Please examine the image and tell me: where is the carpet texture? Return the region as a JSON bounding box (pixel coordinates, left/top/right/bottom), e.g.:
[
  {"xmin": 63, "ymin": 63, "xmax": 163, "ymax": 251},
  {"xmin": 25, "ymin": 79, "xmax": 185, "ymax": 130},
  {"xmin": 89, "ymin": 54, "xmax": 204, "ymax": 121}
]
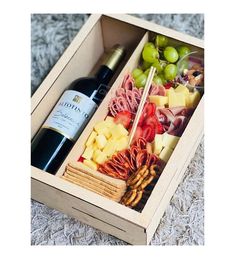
[{"xmin": 31, "ymin": 14, "xmax": 204, "ymax": 245}]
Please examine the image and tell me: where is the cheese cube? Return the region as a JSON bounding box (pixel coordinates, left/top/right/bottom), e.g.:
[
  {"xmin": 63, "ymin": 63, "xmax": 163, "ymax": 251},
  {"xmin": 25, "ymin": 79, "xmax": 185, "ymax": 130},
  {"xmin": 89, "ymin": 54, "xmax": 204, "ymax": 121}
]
[
  {"xmin": 93, "ymin": 150, "xmax": 107, "ymax": 164},
  {"xmin": 166, "ymin": 87, "xmax": 174, "ymax": 97},
  {"xmin": 149, "ymin": 95, "xmax": 168, "ymax": 107},
  {"xmin": 85, "ymin": 131, "xmax": 97, "ymax": 147},
  {"xmin": 92, "ymin": 142, "xmax": 99, "ymax": 151},
  {"xmin": 159, "ymin": 146, "xmax": 174, "ymax": 162},
  {"xmin": 110, "ymin": 124, "xmax": 128, "ymax": 139},
  {"xmin": 103, "ymin": 139, "xmax": 117, "ymax": 157},
  {"xmin": 116, "ymin": 136, "xmax": 129, "ymax": 151},
  {"xmin": 168, "ymin": 91, "xmax": 186, "ymax": 108},
  {"xmin": 186, "ymin": 90, "xmax": 201, "ymax": 108},
  {"xmin": 105, "ymin": 116, "xmax": 115, "ymax": 123},
  {"xmin": 95, "ymin": 134, "xmax": 107, "ymax": 149},
  {"xmin": 94, "ymin": 121, "xmax": 108, "ymax": 134},
  {"xmin": 162, "ymin": 133, "xmax": 180, "ymax": 149},
  {"xmin": 105, "ymin": 122, "xmax": 115, "ymax": 131},
  {"xmin": 100, "ymin": 127, "xmax": 112, "ymax": 139},
  {"xmin": 92, "ymin": 149, "xmax": 102, "ymax": 161},
  {"xmin": 94, "ymin": 121, "xmax": 106, "ymax": 133},
  {"xmin": 82, "ymin": 146, "xmax": 94, "ymax": 160},
  {"xmin": 175, "ymin": 84, "xmax": 190, "ymax": 97},
  {"xmin": 154, "ymin": 134, "xmax": 163, "ymax": 155},
  {"xmin": 83, "ymin": 159, "xmax": 98, "ymax": 170}
]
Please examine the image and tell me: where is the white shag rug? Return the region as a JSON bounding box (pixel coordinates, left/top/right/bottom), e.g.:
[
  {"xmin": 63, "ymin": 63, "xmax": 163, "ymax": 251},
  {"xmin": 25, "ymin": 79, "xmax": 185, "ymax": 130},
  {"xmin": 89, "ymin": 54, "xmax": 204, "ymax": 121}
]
[{"xmin": 31, "ymin": 14, "xmax": 204, "ymax": 245}]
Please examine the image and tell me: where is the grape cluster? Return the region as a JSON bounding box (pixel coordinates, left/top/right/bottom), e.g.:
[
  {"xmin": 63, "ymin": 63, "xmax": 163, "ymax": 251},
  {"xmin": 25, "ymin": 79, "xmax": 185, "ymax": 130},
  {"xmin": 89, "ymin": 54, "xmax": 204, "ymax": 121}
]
[{"xmin": 132, "ymin": 35, "xmax": 191, "ymax": 88}]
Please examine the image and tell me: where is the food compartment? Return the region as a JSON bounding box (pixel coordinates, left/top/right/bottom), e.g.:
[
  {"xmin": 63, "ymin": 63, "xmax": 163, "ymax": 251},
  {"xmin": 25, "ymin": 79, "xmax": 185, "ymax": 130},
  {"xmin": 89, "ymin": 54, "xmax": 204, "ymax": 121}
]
[{"xmin": 57, "ymin": 30, "xmax": 204, "ymax": 212}]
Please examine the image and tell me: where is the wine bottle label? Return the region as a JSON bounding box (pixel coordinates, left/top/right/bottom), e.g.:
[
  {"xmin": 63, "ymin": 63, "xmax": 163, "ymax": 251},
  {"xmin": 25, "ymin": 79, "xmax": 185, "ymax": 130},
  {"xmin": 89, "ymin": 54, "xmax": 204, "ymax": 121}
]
[{"xmin": 42, "ymin": 90, "xmax": 98, "ymax": 141}]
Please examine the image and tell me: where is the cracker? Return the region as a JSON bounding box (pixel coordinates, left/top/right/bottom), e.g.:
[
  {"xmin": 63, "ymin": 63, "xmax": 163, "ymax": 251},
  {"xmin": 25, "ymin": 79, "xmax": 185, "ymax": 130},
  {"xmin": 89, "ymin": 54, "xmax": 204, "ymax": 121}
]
[
  {"xmin": 65, "ymin": 170, "xmax": 126, "ymax": 197},
  {"xmin": 62, "ymin": 174, "xmax": 122, "ymax": 202},
  {"xmin": 66, "ymin": 165, "xmax": 126, "ymax": 193},
  {"xmin": 68, "ymin": 162, "xmax": 126, "ymax": 189}
]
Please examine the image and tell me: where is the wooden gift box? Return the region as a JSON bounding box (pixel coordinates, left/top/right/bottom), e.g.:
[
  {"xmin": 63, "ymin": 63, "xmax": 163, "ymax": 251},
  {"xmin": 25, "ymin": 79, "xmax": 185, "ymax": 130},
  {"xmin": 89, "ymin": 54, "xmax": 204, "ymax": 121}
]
[{"xmin": 31, "ymin": 14, "xmax": 204, "ymax": 245}]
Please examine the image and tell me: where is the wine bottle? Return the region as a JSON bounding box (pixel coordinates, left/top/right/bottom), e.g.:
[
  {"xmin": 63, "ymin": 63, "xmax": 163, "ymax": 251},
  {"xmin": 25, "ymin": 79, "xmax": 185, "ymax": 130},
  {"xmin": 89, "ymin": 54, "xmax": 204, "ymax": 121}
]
[{"xmin": 31, "ymin": 44, "xmax": 125, "ymax": 174}]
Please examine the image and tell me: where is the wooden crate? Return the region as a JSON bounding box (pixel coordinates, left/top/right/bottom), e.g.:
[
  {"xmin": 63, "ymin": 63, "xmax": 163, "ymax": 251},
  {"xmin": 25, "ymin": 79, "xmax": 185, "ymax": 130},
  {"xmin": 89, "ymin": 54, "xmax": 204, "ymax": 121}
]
[{"xmin": 31, "ymin": 14, "xmax": 204, "ymax": 245}]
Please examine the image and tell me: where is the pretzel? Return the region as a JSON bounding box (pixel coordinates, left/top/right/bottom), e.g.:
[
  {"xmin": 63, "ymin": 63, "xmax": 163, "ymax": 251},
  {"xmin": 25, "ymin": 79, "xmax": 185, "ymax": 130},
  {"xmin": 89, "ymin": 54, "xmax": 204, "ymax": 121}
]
[
  {"xmin": 139, "ymin": 174, "xmax": 155, "ymax": 190},
  {"xmin": 130, "ymin": 169, "xmax": 150, "ymax": 189},
  {"xmin": 121, "ymin": 163, "xmax": 163, "ymax": 209},
  {"xmin": 129, "ymin": 190, "xmax": 143, "ymax": 207},
  {"xmin": 127, "ymin": 165, "xmax": 147, "ymax": 186},
  {"xmin": 150, "ymin": 164, "xmax": 161, "ymax": 178},
  {"xmin": 121, "ymin": 189, "xmax": 137, "ymax": 206}
]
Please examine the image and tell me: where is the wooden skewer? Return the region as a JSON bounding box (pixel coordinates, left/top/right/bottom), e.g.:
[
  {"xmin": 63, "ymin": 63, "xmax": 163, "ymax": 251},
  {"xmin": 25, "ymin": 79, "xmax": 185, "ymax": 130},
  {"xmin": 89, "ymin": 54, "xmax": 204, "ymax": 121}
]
[{"xmin": 128, "ymin": 66, "xmax": 156, "ymax": 147}]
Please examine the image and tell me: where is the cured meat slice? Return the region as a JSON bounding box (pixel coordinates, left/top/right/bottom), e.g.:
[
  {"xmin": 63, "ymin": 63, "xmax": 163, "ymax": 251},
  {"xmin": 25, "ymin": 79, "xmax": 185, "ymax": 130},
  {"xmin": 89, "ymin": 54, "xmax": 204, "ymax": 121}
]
[
  {"xmin": 112, "ymin": 154, "xmax": 129, "ymax": 169},
  {"xmin": 168, "ymin": 116, "xmax": 189, "ymax": 137},
  {"xmin": 156, "ymin": 108, "xmax": 175, "ymax": 124},
  {"xmin": 125, "ymin": 90, "xmax": 140, "ymax": 113},
  {"xmin": 149, "ymin": 84, "xmax": 166, "ymax": 96},
  {"xmin": 109, "ymin": 74, "xmax": 147, "ymax": 117},
  {"xmin": 146, "ymin": 153, "xmax": 158, "ymax": 167},
  {"xmin": 156, "ymin": 107, "xmax": 194, "ymax": 137},
  {"xmin": 98, "ymin": 161, "xmax": 129, "ymax": 180},
  {"xmin": 122, "ymin": 73, "xmax": 135, "ymax": 90},
  {"xmin": 118, "ymin": 149, "xmax": 136, "ymax": 172},
  {"xmin": 135, "ymin": 137, "xmax": 147, "ymax": 150},
  {"xmin": 136, "ymin": 149, "xmax": 148, "ymax": 168}
]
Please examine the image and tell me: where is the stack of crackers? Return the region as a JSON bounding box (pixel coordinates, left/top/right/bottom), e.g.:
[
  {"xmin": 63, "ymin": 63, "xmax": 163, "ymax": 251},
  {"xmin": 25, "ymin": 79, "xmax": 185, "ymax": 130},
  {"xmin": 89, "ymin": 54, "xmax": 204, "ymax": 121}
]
[{"xmin": 61, "ymin": 162, "xmax": 127, "ymax": 202}]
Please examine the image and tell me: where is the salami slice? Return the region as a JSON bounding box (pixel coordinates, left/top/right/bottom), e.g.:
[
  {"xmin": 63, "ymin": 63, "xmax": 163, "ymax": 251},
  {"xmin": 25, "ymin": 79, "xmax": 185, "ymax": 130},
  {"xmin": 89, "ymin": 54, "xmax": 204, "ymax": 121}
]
[
  {"xmin": 136, "ymin": 138, "xmax": 147, "ymax": 150},
  {"xmin": 112, "ymin": 154, "xmax": 129, "ymax": 169},
  {"xmin": 146, "ymin": 153, "xmax": 158, "ymax": 167},
  {"xmin": 136, "ymin": 149, "xmax": 148, "ymax": 168},
  {"xmin": 123, "ymin": 149, "xmax": 136, "ymax": 172},
  {"xmin": 149, "ymin": 84, "xmax": 166, "ymax": 96}
]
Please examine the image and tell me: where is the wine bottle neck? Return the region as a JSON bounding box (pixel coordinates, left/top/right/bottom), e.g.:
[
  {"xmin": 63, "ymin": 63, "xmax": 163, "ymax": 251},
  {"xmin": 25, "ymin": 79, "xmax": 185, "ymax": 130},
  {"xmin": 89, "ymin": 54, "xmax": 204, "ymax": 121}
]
[
  {"xmin": 95, "ymin": 65, "xmax": 114, "ymax": 85},
  {"xmin": 95, "ymin": 44, "xmax": 125, "ymax": 85}
]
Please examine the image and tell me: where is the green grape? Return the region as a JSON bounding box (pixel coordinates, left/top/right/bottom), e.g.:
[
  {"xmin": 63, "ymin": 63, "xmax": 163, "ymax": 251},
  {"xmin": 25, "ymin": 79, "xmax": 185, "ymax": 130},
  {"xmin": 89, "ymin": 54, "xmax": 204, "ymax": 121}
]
[
  {"xmin": 177, "ymin": 59, "xmax": 189, "ymax": 74},
  {"xmin": 152, "ymin": 59, "xmax": 167, "ymax": 73},
  {"xmin": 164, "ymin": 64, "xmax": 178, "ymax": 80},
  {"xmin": 144, "ymin": 68, "xmax": 150, "ymax": 76},
  {"xmin": 158, "ymin": 73, "xmax": 167, "ymax": 84},
  {"xmin": 152, "ymin": 59, "xmax": 162, "ymax": 72},
  {"xmin": 132, "ymin": 68, "xmax": 143, "ymax": 79},
  {"xmin": 163, "ymin": 46, "xmax": 179, "ymax": 63},
  {"xmin": 142, "ymin": 46, "xmax": 159, "ymax": 63},
  {"xmin": 155, "ymin": 35, "xmax": 168, "ymax": 48},
  {"xmin": 144, "ymin": 42, "xmax": 155, "ymax": 49},
  {"xmin": 153, "ymin": 75, "xmax": 163, "ymax": 85},
  {"xmin": 135, "ymin": 73, "xmax": 147, "ymax": 88},
  {"xmin": 142, "ymin": 60, "xmax": 152, "ymax": 70},
  {"xmin": 177, "ymin": 45, "xmax": 191, "ymax": 58}
]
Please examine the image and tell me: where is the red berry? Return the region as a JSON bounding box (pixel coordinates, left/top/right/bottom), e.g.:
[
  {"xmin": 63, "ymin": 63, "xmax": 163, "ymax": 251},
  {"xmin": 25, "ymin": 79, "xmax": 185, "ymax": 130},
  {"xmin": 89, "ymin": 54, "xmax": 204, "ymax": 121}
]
[
  {"xmin": 164, "ymin": 81, "xmax": 174, "ymax": 89},
  {"xmin": 144, "ymin": 115, "xmax": 158, "ymax": 128},
  {"xmin": 78, "ymin": 156, "xmax": 84, "ymax": 163},
  {"xmin": 138, "ymin": 103, "xmax": 156, "ymax": 126},
  {"xmin": 129, "ymin": 126, "xmax": 143, "ymax": 144},
  {"xmin": 144, "ymin": 115, "xmax": 164, "ymax": 134},
  {"xmin": 142, "ymin": 124, "xmax": 155, "ymax": 142},
  {"xmin": 114, "ymin": 110, "xmax": 132, "ymax": 129}
]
